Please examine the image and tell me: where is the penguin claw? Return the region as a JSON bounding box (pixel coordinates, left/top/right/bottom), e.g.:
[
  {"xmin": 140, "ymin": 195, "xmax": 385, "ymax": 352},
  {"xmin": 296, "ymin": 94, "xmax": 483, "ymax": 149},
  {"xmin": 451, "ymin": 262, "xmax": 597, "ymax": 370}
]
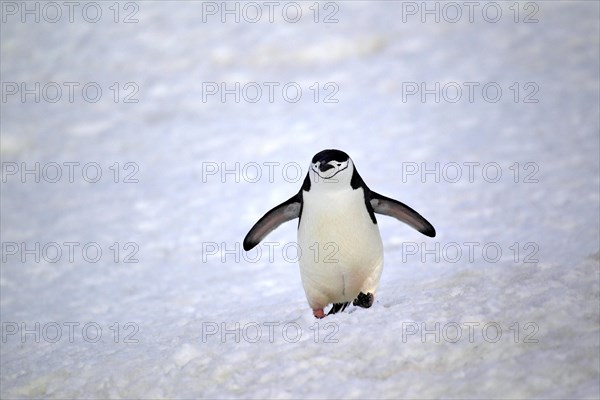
[
  {"xmin": 313, "ymin": 295, "xmax": 373, "ymax": 318},
  {"xmin": 353, "ymin": 292, "xmax": 374, "ymax": 308},
  {"xmin": 327, "ymin": 302, "xmax": 350, "ymax": 316}
]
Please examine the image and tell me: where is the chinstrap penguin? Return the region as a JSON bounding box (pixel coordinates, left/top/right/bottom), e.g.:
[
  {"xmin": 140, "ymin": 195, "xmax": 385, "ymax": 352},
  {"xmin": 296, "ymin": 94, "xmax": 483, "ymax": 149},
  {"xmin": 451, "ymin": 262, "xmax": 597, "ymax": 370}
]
[{"xmin": 243, "ymin": 149, "xmax": 436, "ymax": 318}]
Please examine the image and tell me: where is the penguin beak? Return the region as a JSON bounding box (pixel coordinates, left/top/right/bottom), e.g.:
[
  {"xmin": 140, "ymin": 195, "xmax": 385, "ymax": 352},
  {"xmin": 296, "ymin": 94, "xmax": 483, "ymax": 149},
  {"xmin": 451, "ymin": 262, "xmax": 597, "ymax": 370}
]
[{"xmin": 318, "ymin": 162, "xmax": 334, "ymax": 172}]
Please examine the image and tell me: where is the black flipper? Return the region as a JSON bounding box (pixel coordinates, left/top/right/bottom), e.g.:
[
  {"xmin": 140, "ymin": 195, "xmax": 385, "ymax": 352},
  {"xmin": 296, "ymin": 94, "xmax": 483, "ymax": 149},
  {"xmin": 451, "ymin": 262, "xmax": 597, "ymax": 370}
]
[
  {"xmin": 243, "ymin": 194, "xmax": 301, "ymax": 251},
  {"xmin": 369, "ymin": 191, "xmax": 436, "ymax": 237},
  {"xmin": 243, "ymin": 174, "xmax": 311, "ymax": 251},
  {"xmin": 327, "ymin": 302, "xmax": 350, "ymax": 315}
]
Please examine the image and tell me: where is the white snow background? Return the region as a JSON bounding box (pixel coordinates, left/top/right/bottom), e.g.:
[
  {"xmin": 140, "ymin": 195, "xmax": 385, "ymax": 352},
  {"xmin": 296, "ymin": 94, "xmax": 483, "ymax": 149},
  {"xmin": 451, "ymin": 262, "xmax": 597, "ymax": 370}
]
[{"xmin": 1, "ymin": 1, "xmax": 599, "ymax": 398}]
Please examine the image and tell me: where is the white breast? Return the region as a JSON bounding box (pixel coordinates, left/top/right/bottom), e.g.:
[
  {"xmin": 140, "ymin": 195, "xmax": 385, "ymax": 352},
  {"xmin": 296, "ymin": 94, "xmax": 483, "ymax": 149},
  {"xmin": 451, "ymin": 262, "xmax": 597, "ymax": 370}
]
[{"xmin": 297, "ymin": 186, "xmax": 384, "ymax": 309}]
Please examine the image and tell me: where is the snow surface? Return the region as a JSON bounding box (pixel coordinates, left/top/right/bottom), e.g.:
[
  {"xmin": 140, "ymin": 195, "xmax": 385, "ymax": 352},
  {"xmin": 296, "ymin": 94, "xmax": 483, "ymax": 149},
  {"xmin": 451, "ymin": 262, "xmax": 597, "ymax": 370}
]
[{"xmin": 1, "ymin": 1, "xmax": 599, "ymax": 398}]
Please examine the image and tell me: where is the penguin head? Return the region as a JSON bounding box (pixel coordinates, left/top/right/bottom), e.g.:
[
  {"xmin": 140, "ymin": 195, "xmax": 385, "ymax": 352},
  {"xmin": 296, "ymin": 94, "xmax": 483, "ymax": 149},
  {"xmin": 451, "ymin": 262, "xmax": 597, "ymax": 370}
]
[{"xmin": 308, "ymin": 149, "xmax": 354, "ymax": 189}]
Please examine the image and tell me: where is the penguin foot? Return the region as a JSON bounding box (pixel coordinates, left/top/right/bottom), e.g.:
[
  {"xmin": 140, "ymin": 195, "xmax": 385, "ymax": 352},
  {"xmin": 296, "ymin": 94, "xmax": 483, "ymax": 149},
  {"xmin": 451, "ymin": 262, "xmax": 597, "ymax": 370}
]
[
  {"xmin": 313, "ymin": 309, "xmax": 325, "ymax": 319},
  {"xmin": 327, "ymin": 302, "xmax": 350, "ymax": 316},
  {"xmin": 353, "ymin": 292, "xmax": 374, "ymax": 308}
]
